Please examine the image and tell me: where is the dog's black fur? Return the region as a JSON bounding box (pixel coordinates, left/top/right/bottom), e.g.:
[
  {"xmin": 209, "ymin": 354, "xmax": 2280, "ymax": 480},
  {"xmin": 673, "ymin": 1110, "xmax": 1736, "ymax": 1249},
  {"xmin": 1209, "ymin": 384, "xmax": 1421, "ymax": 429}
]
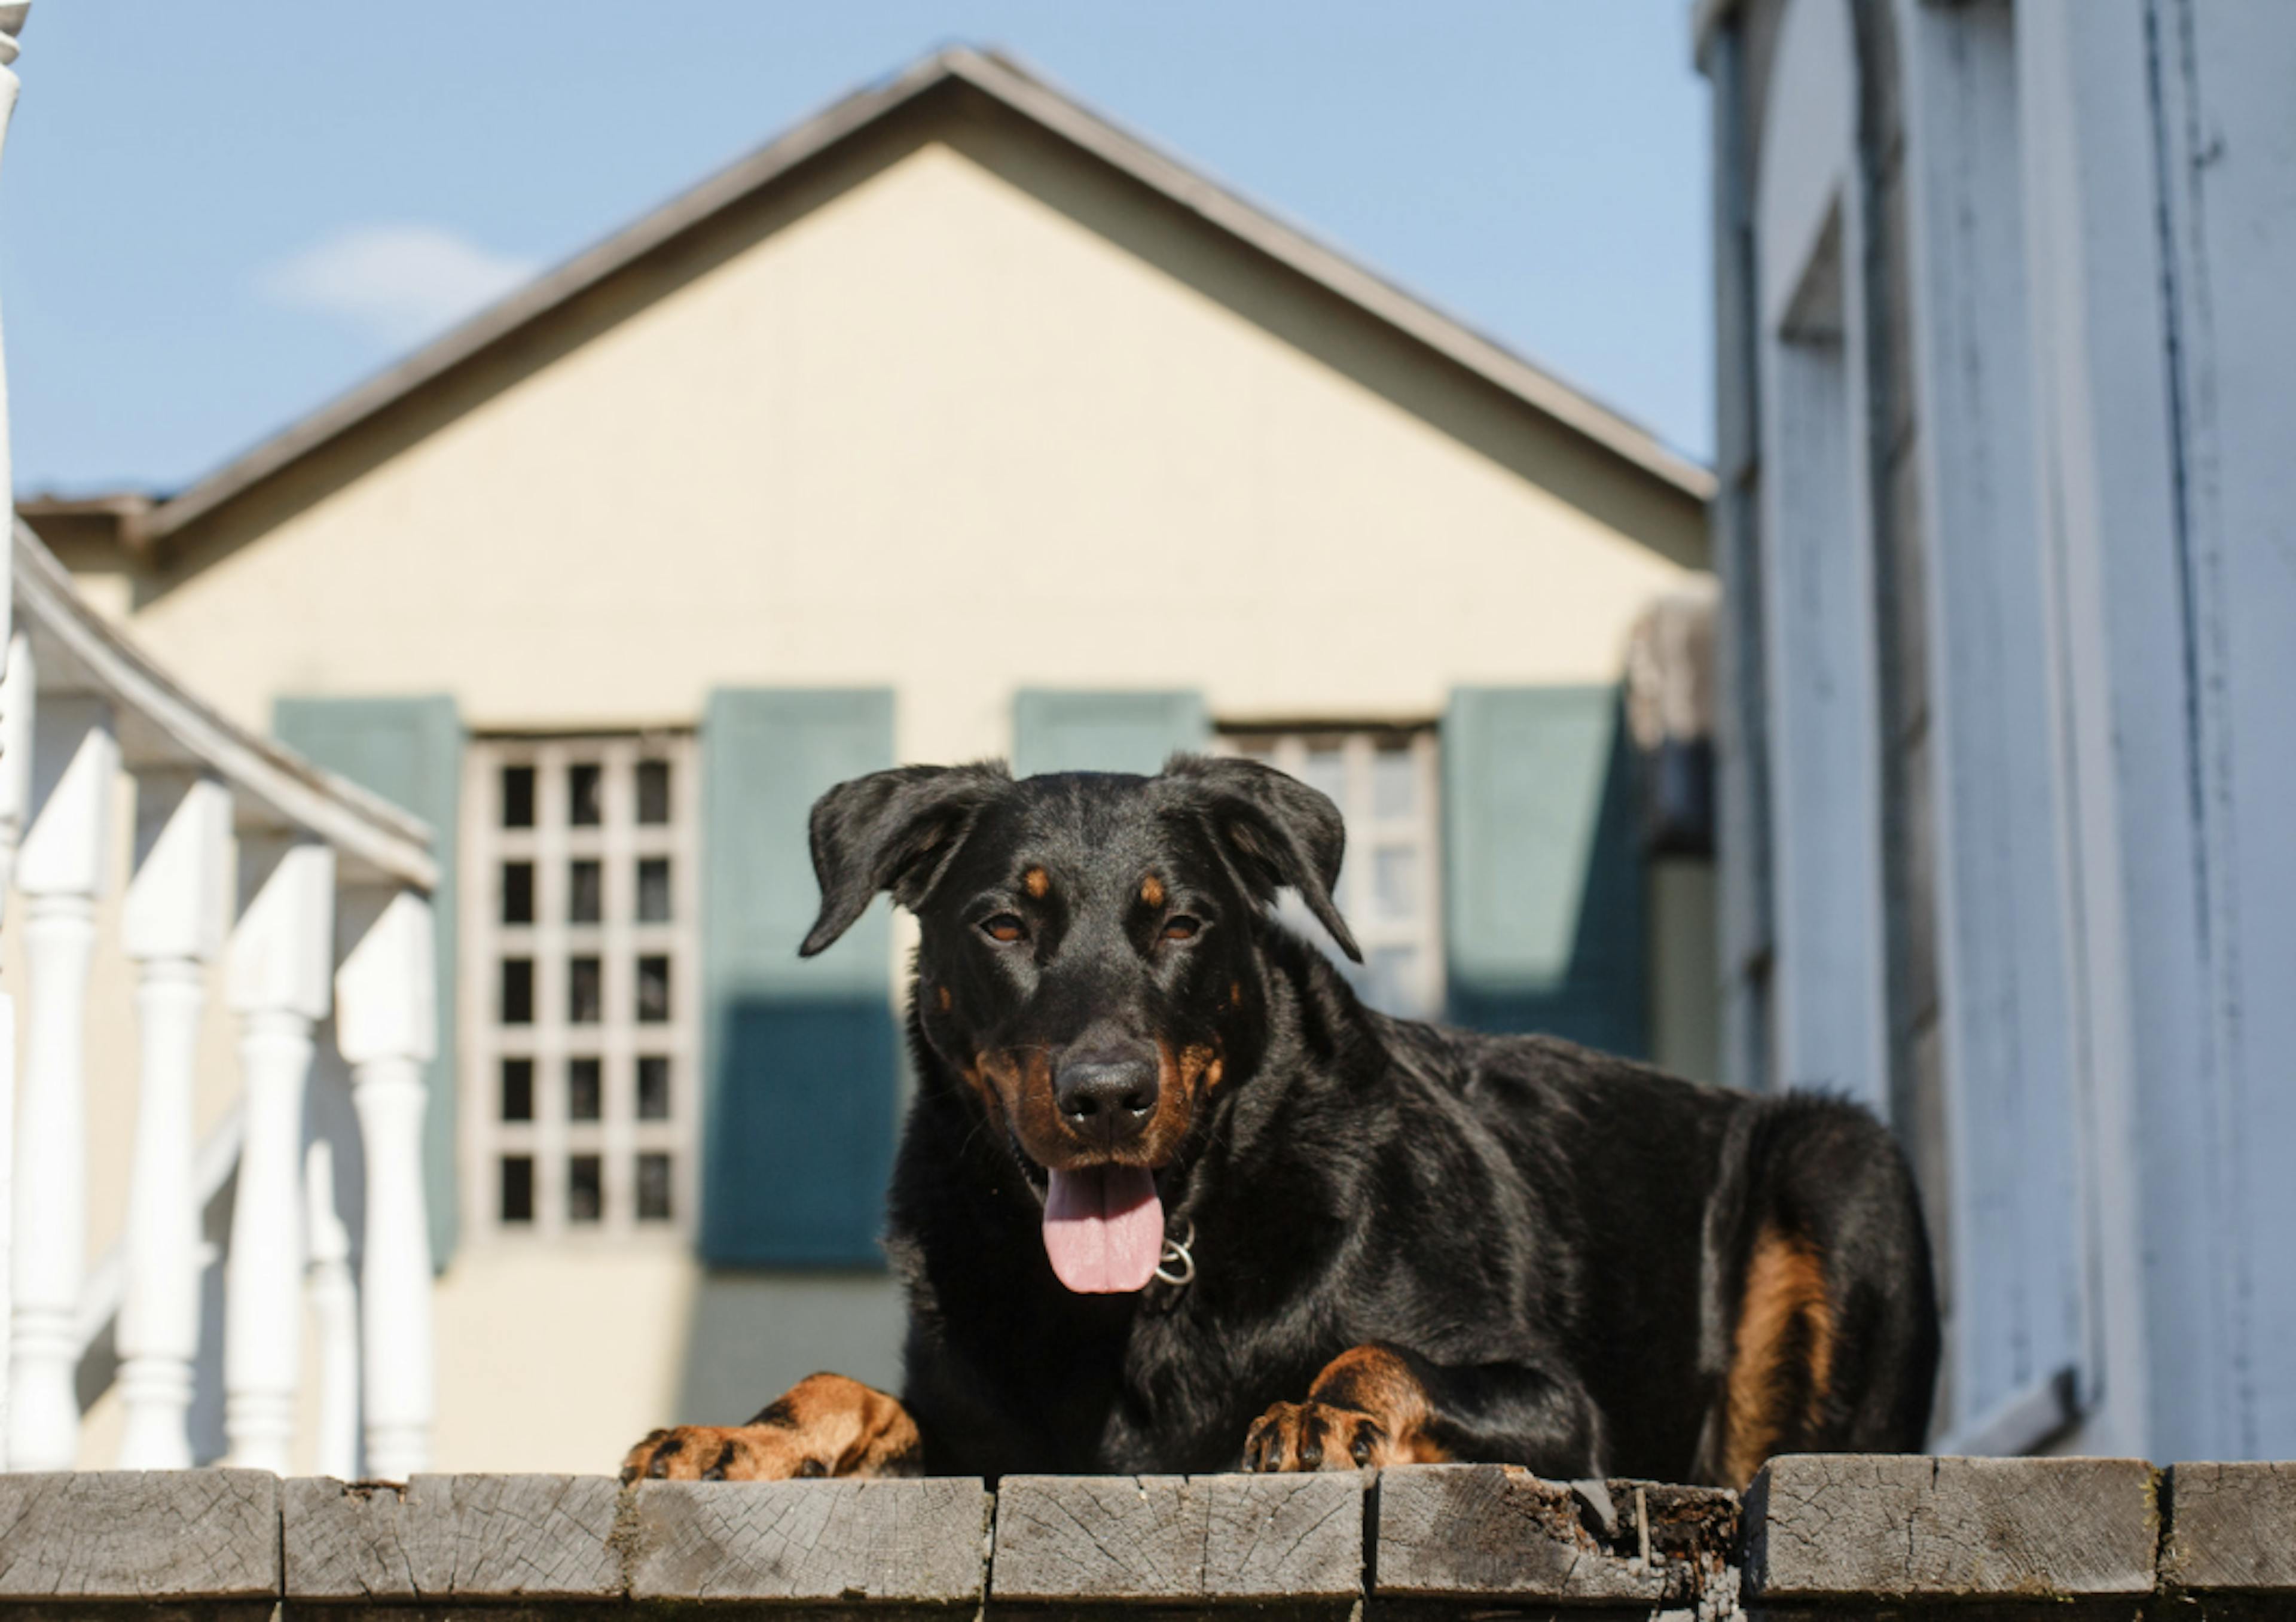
[{"xmin": 627, "ymin": 757, "xmax": 1938, "ymax": 1486}]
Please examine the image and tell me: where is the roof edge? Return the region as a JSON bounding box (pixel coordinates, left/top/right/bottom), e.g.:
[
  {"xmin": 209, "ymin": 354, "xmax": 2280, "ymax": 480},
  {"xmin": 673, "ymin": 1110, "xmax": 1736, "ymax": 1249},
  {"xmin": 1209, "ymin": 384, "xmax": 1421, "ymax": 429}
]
[
  {"xmin": 959, "ymin": 49, "xmax": 1713, "ymax": 501},
  {"xmin": 135, "ymin": 42, "xmax": 1712, "ymax": 545},
  {"xmin": 133, "ymin": 47, "xmax": 970, "ymax": 545}
]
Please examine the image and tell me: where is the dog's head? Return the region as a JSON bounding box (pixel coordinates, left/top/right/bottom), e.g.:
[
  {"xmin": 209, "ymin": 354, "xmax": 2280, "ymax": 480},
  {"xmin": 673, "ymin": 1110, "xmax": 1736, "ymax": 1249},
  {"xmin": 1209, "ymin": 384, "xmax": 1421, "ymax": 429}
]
[{"xmin": 800, "ymin": 755, "xmax": 1359, "ymax": 1295}]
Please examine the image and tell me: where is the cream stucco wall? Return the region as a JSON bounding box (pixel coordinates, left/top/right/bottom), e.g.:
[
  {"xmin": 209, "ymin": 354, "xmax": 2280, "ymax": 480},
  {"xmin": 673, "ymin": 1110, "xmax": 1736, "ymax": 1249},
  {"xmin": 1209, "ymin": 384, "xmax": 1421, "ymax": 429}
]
[
  {"xmin": 128, "ymin": 132, "xmax": 1698, "ymax": 754},
  {"xmin": 35, "ymin": 120, "xmax": 1705, "ymax": 1474}
]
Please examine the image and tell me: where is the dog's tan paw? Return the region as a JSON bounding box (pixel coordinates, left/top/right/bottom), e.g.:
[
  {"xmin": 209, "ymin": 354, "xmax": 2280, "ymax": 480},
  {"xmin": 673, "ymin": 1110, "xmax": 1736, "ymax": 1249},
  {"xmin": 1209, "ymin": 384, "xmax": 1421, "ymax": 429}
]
[
  {"xmin": 620, "ymin": 1373, "xmax": 923, "ymax": 1483},
  {"xmin": 1242, "ymin": 1400, "xmax": 1391, "ymax": 1471},
  {"xmin": 620, "ymin": 1425, "xmax": 817, "ymax": 1482}
]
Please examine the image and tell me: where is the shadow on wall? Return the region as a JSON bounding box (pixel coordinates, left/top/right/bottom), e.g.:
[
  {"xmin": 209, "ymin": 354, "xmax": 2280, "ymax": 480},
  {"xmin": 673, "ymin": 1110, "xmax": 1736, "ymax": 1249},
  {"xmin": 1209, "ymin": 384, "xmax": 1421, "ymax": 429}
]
[
  {"xmin": 672, "ymin": 991, "xmax": 908, "ymax": 1423},
  {"xmin": 673, "ymin": 1269, "xmax": 905, "ymax": 1424},
  {"xmin": 1445, "ymin": 694, "xmax": 1647, "ymax": 1058}
]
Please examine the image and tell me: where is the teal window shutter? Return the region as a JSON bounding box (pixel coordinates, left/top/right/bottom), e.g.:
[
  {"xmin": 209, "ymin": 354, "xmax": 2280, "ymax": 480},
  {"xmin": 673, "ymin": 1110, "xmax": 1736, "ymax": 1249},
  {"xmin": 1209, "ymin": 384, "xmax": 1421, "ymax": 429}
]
[
  {"xmin": 1442, "ymin": 687, "xmax": 1647, "ymax": 1057},
  {"xmin": 701, "ymin": 689, "xmax": 897, "ymax": 1266},
  {"xmin": 272, "ymin": 695, "xmax": 464, "ymax": 1265},
  {"xmin": 1010, "ymin": 690, "xmax": 1208, "ymax": 776}
]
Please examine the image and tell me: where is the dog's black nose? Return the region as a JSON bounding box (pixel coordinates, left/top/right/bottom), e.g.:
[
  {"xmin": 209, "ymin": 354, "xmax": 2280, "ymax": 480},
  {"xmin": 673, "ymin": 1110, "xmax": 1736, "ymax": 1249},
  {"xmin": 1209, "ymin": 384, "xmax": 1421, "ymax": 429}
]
[{"xmin": 1054, "ymin": 1046, "xmax": 1160, "ymax": 1147}]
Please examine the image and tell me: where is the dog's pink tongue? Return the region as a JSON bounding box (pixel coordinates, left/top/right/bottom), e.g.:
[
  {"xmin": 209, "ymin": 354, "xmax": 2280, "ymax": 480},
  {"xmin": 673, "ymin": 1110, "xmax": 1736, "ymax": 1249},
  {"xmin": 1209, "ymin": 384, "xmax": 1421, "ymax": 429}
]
[{"xmin": 1043, "ymin": 1165, "xmax": 1164, "ymax": 1293}]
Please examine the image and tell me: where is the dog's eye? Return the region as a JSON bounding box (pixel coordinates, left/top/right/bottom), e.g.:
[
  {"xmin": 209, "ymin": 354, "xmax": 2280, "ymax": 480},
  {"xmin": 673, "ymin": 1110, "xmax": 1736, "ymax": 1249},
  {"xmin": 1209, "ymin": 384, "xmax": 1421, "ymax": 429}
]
[
  {"xmin": 1162, "ymin": 915, "xmax": 1201, "ymax": 941},
  {"xmin": 981, "ymin": 913, "xmax": 1028, "ymax": 944}
]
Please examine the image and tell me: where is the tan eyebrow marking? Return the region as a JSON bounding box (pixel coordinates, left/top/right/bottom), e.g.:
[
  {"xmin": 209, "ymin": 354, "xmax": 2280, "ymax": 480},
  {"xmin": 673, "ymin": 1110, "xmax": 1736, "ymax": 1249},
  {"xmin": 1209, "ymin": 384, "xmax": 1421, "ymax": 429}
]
[
  {"xmin": 936, "ymin": 985, "xmax": 952, "ymax": 1014},
  {"xmin": 1022, "ymin": 867, "xmax": 1049, "ymax": 898},
  {"xmin": 1140, "ymin": 874, "xmax": 1165, "ymax": 908}
]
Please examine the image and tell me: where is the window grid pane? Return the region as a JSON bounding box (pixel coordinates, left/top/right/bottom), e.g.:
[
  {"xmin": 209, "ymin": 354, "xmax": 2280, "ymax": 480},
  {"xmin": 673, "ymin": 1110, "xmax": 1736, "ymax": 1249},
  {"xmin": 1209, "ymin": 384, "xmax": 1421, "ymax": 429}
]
[
  {"xmin": 569, "ymin": 763, "xmax": 603, "ymax": 827},
  {"xmin": 570, "ymin": 859, "xmax": 603, "ymax": 924},
  {"xmin": 502, "ymin": 861, "xmax": 535, "ymax": 925},
  {"xmin": 568, "ymin": 1155, "xmax": 602, "ymax": 1223},
  {"xmin": 500, "ymin": 959, "xmax": 533, "ymax": 1025},
  {"xmin": 637, "ymin": 1056, "xmax": 671, "ymax": 1121},
  {"xmin": 637, "ymin": 956, "xmax": 670, "ymax": 1023},
  {"xmin": 500, "ymin": 1157, "xmax": 534, "ymax": 1223},
  {"xmin": 500, "ymin": 766, "xmax": 535, "ymax": 829},
  {"xmin": 569, "ymin": 957, "xmax": 603, "ymax": 1024},
  {"xmin": 1214, "ymin": 727, "xmax": 1443, "ymax": 1019},
  {"xmin": 463, "ymin": 733, "xmax": 700, "ymax": 1242},
  {"xmin": 568, "ymin": 1057, "xmax": 603, "ymax": 1122},
  {"xmin": 637, "ymin": 858, "xmax": 671, "ymax": 923},
  {"xmin": 637, "ymin": 1153, "xmax": 673, "ymax": 1221},
  {"xmin": 636, "ymin": 761, "xmax": 671, "ymax": 825}
]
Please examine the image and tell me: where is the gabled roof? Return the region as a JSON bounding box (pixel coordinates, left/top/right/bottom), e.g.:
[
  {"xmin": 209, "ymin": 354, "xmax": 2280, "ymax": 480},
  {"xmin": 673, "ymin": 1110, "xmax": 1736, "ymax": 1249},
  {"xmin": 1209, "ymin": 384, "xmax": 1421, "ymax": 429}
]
[{"xmin": 124, "ymin": 45, "xmax": 1711, "ymax": 548}]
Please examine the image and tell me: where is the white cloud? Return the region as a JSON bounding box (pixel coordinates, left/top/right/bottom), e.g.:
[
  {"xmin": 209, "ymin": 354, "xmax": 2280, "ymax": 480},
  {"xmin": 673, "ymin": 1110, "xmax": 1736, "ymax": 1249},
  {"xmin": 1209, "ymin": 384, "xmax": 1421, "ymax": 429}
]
[{"xmin": 258, "ymin": 224, "xmax": 541, "ymax": 347}]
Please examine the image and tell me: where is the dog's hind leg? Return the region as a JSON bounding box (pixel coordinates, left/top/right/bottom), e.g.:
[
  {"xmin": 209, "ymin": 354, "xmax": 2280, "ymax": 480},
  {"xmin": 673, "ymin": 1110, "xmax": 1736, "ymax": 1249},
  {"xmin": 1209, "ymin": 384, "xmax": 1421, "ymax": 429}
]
[{"xmin": 1711, "ymin": 1097, "xmax": 1940, "ymax": 1487}]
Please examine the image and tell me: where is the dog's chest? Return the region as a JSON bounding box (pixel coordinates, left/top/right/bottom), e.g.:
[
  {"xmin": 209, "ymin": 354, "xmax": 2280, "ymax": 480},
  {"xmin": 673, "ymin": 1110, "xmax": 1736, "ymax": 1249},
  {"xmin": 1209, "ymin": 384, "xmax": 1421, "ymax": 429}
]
[{"xmin": 1070, "ymin": 1294, "xmax": 1301, "ymax": 1472}]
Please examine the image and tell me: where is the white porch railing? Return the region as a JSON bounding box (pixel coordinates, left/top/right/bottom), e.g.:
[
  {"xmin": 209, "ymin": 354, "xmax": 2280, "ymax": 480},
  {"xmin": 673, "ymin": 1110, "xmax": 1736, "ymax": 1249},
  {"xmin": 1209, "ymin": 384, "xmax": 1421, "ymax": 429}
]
[
  {"xmin": 0, "ymin": 522, "xmax": 441, "ymax": 1475},
  {"xmin": 0, "ymin": 1, "xmax": 434, "ymax": 1477}
]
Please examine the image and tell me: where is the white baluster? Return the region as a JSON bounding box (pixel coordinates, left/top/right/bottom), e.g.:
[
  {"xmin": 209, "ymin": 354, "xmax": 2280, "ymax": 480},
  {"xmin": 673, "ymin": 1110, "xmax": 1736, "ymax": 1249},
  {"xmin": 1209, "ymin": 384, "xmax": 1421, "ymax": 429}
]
[
  {"xmin": 222, "ymin": 836, "xmax": 333, "ymax": 1473},
  {"xmin": 0, "ymin": 633, "xmax": 31, "ymax": 894},
  {"xmin": 115, "ymin": 771, "xmax": 230, "ymax": 1468},
  {"xmin": 334, "ymin": 887, "xmax": 434, "ymax": 1479},
  {"xmin": 0, "ymin": 630, "xmax": 28, "ymax": 1465},
  {"xmin": 0, "ymin": 1, "xmax": 33, "ymax": 1462},
  {"xmin": 9, "ymin": 695, "xmax": 117, "ymax": 1470},
  {"xmin": 0, "ymin": 4, "xmax": 23, "ymax": 650},
  {"xmin": 303, "ymin": 1139, "xmax": 358, "ymax": 1481}
]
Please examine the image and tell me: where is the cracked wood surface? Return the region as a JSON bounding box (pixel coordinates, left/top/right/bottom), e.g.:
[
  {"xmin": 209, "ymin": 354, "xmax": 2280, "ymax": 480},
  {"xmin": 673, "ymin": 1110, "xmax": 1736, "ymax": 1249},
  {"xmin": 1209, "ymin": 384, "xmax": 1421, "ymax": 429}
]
[
  {"xmin": 991, "ymin": 1473, "xmax": 1362, "ymax": 1605},
  {"xmin": 1742, "ymin": 1453, "xmax": 2157, "ymax": 1599},
  {"xmin": 283, "ymin": 1475, "xmax": 622, "ymax": 1599},
  {"xmin": 2163, "ymin": 1461, "xmax": 2296, "ymax": 1592},
  {"xmin": 1375, "ymin": 1464, "xmax": 1736, "ymax": 1604},
  {"xmin": 9, "ymin": 1456, "xmax": 2296, "ymax": 1612},
  {"xmin": 627, "ymin": 1478, "xmax": 990, "ymax": 1603},
  {"xmin": 0, "ymin": 1471, "xmax": 279, "ymax": 1599}
]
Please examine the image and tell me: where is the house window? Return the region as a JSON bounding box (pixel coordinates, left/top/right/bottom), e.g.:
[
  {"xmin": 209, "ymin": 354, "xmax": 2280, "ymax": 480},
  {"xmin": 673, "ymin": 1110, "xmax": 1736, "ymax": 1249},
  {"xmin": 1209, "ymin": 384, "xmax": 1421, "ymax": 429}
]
[
  {"xmin": 461, "ymin": 733, "xmax": 698, "ymax": 1241},
  {"xmin": 1216, "ymin": 727, "xmax": 1445, "ymax": 1019}
]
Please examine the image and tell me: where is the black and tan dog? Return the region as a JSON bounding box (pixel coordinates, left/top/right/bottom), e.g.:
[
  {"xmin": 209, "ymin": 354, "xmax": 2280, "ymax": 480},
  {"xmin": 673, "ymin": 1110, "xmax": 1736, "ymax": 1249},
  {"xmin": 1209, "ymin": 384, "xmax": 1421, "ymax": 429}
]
[{"xmin": 624, "ymin": 757, "xmax": 1938, "ymax": 1486}]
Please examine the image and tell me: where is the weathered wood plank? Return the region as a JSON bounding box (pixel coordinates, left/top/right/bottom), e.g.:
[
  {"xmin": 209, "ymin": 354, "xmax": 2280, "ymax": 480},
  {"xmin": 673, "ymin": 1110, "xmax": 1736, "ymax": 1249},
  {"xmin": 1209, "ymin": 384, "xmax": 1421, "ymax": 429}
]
[
  {"xmin": 1372, "ymin": 1464, "xmax": 1736, "ymax": 1611},
  {"xmin": 0, "ymin": 1471, "xmax": 279, "ymax": 1599},
  {"xmin": 991, "ymin": 1473, "xmax": 1361, "ymax": 1611},
  {"xmin": 282, "ymin": 1474, "xmax": 621, "ymax": 1600},
  {"xmin": 2163, "ymin": 1461, "xmax": 2296, "ymax": 1593},
  {"xmin": 626, "ymin": 1478, "xmax": 989, "ymax": 1608},
  {"xmin": 1742, "ymin": 1453, "xmax": 2157, "ymax": 1600}
]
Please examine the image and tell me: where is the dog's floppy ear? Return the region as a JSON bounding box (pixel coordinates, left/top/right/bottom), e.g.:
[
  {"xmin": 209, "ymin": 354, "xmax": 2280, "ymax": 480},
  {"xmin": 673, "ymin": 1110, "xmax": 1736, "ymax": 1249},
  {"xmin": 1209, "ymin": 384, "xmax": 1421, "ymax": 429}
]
[
  {"xmin": 801, "ymin": 763, "xmax": 1012, "ymax": 958},
  {"xmin": 1164, "ymin": 755, "xmax": 1362, "ymax": 963}
]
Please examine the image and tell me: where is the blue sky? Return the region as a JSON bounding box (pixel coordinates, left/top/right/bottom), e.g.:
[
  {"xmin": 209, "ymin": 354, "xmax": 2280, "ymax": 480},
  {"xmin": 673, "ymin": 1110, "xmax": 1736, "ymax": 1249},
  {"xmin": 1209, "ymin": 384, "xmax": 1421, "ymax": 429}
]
[{"xmin": 0, "ymin": 2, "xmax": 1710, "ymax": 496}]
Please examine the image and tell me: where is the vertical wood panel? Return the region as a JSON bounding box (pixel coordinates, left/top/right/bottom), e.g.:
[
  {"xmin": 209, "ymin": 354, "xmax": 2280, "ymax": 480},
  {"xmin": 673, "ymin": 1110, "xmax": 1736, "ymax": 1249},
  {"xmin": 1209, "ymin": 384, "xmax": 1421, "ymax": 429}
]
[
  {"xmin": 2143, "ymin": 0, "xmax": 2296, "ymax": 1457},
  {"xmin": 1897, "ymin": 0, "xmax": 2087, "ymax": 1434},
  {"xmin": 2018, "ymin": 0, "xmax": 2296, "ymax": 1460}
]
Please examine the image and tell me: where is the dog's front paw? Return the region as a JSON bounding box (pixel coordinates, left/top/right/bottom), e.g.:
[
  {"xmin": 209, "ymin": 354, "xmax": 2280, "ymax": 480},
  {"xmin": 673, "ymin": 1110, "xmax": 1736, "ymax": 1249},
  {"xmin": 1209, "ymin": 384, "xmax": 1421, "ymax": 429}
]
[
  {"xmin": 621, "ymin": 1425, "xmax": 812, "ymax": 1481},
  {"xmin": 620, "ymin": 1373, "xmax": 923, "ymax": 1483},
  {"xmin": 1242, "ymin": 1400, "xmax": 1389, "ymax": 1471}
]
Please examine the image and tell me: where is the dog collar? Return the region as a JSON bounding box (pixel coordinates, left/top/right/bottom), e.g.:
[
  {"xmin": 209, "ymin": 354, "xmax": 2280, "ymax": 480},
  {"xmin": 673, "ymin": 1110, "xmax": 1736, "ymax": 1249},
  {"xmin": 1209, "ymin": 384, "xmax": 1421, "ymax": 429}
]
[{"xmin": 1154, "ymin": 1220, "xmax": 1197, "ymax": 1288}]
